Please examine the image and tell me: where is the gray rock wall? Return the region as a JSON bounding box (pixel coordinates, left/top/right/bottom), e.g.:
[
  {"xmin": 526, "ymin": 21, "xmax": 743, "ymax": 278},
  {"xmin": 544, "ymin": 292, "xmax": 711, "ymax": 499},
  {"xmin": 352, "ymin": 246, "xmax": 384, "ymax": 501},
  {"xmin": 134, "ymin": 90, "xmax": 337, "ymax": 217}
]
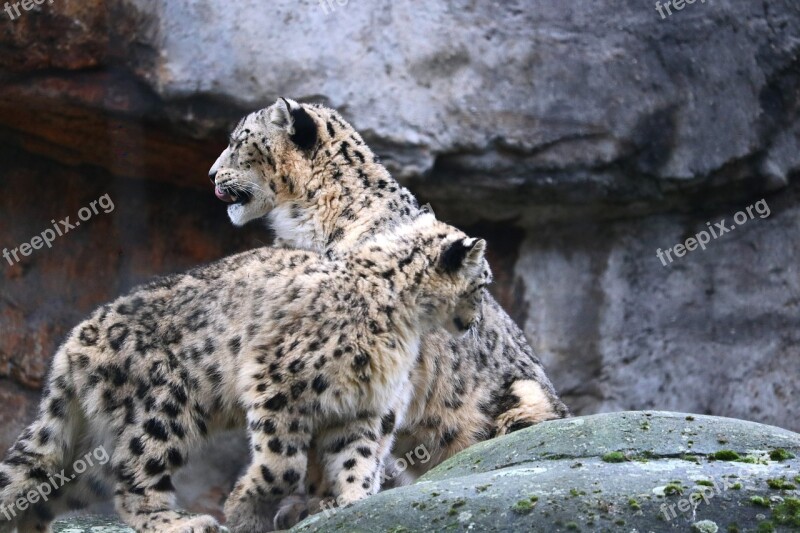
[
  {"xmin": 123, "ymin": 0, "xmax": 800, "ymax": 204},
  {"xmin": 0, "ymin": 0, "xmax": 798, "ymax": 519}
]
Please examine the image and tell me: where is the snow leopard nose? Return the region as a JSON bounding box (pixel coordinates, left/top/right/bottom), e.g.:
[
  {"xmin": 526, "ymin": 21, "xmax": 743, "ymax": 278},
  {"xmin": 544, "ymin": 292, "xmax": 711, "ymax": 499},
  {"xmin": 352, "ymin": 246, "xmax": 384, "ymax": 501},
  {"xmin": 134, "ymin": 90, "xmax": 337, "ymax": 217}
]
[{"xmin": 208, "ymin": 168, "xmax": 217, "ymax": 183}]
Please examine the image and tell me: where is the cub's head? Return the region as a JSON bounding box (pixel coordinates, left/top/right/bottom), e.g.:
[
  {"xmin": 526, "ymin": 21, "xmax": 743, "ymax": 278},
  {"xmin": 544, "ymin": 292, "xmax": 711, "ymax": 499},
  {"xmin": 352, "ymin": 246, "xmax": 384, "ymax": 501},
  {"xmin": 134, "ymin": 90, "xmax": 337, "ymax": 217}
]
[
  {"xmin": 412, "ymin": 218, "xmax": 493, "ymax": 336},
  {"xmin": 208, "ymin": 98, "xmax": 322, "ymax": 226}
]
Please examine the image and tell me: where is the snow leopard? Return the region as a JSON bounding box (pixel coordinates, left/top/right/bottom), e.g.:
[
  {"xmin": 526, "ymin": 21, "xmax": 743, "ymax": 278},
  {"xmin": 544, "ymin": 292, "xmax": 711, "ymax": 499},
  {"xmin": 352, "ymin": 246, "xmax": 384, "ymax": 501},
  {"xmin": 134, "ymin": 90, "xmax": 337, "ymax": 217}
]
[{"xmin": 0, "ymin": 213, "xmax": 490, "ymax": 533}]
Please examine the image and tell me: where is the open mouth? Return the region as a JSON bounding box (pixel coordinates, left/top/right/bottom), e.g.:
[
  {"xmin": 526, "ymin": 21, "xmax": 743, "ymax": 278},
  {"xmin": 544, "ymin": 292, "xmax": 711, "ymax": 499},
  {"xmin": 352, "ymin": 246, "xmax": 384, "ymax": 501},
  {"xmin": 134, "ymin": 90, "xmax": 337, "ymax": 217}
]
[{"xmin": 215, "ymin": 185, "xmax": 253, "ymax": 206}]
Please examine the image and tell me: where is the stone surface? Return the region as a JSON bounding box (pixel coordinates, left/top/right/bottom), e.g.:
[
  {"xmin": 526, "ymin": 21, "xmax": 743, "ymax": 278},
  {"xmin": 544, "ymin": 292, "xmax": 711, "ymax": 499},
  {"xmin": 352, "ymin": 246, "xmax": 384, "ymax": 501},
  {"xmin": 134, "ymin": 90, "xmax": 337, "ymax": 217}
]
[
  {"xmin": 518, "ymin": 183, "xmax": 800, "ymax": 429},
  {"xmin": 120, "ymin": 0, "xmax": 800, "ymax": 210},
  {"xmin": 1, "ymin": 0, "xmax": 800, "ymax": 520},
  {"xmin": 53, "ymin": 516, "xmax": 134, "ymax": 533},
  {"xmin": 0, "ymin": 0, "xmax": 109, "ymax": 72},
  {"xmin": 293, "ymin": 412, "xmax": 800, "ymax": 532},
  {"xmin": 52, "ymin": 515, "xmax": 230, "ymax": 532}
]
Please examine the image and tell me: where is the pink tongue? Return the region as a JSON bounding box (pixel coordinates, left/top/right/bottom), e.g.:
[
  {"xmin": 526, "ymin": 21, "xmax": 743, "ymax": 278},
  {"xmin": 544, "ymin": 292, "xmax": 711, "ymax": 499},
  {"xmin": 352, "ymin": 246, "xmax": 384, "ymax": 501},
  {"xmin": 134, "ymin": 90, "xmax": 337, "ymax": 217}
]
[{"xmin": 215, "ymin": 186, "xmax": 236, "ymax": 202}]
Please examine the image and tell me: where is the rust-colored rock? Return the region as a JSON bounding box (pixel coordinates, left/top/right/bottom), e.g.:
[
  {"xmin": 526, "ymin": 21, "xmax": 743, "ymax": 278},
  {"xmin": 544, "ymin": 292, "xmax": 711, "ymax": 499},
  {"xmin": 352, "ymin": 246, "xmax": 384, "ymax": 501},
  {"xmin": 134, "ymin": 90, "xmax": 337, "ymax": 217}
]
[
  {"xmin": 0, "ymin": 0, "xmax": 108, "ymax": 72},
  {"xmin": 0, "ymin": 148, "xmax": 267, "ymax": 391},
  {"xmin": 0, "ymin": 73, "xmax": 228, "ymax": 190}
]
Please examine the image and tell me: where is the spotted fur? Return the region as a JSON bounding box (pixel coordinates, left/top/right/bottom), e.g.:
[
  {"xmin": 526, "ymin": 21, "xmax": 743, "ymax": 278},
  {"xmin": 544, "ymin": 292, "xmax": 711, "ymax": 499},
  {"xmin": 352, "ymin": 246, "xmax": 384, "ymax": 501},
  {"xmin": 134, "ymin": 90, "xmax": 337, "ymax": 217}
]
[
  {"xmin": 0, "ymin": 215, "xmax": 489, "ymax": 533},
  {"xmin": 210, "ymin": 99, "xmax": 570, "ymax": 523}
]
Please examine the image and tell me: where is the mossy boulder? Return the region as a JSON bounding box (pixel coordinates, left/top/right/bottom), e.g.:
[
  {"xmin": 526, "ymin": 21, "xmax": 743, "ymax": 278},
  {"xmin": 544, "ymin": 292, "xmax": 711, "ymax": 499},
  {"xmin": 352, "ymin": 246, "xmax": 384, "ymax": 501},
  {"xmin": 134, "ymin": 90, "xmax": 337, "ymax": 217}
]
[
  {"xmin": 292, "ymin": 411, "xmax": 800, "ymax": 532},
  {"xmin": 52, "ymin": 516, "xmax": 229, "ymax": 532},
  {"xmin": 53, "ymin": 516, "xmax": 135, "ymax": 532}
]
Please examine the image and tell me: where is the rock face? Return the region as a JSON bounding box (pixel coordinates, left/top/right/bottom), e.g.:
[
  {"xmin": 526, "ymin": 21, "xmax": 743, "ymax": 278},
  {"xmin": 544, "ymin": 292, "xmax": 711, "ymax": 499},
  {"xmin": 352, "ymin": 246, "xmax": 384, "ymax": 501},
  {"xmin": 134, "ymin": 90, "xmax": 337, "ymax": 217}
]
[
  {"xmin": 52, "ymin": 515, "xmax": 230, "ymax": 532},
  {"xmin": 53, "ymin": 516, "xmax": 135, "ymax": 533},
  {"xmin": 0, "ymin": 0, "xmax": 799, "ymax": 520},
  {"xmin": 293, "ymin": 412, "xmax": 800, "ymax": 532}
]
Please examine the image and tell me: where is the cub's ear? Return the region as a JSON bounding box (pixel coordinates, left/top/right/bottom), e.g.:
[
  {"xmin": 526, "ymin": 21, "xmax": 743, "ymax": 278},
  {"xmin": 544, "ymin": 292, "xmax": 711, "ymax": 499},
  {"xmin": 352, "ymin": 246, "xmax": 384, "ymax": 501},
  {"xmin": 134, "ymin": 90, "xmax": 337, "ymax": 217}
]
[
  {"xmin": 269, "ymin": 97, "xmax": 318, "ymax": 151},
  {"xmin": 420, "ymin": 203, "xmax": 436, "ymax": 216},
  {"xmin": 440, "ymin": 238, "xmax": 487, "ymax": 274}
]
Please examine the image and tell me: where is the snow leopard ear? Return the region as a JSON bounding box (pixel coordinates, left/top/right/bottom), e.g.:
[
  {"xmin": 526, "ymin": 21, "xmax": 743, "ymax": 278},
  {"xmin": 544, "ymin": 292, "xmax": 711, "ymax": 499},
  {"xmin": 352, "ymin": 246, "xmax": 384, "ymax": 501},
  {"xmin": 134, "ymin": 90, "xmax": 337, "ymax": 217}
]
[
  {"xmin": 440, "ymin": 238, "xmax": 486, "ymax": 274},
  {"xmin": 270, "ymin": 98, "xmax": 318, "ymax": 151},
  {"xmin": 269, "ymin": 98, "xmax": 294, "ymax": 128}
]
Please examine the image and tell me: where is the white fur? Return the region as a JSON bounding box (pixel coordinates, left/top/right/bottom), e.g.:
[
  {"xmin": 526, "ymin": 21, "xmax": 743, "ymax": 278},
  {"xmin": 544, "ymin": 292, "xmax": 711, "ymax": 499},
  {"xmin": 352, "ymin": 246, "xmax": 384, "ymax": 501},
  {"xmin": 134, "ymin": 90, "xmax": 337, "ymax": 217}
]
[
  {"xmin": 209, "ymin": 147, "xmax": 229, "ymax": 176},
  {"xmin": 227, "ymin": 195, "xmax": 273, "ymax": 227},
  {"xmin": 267, "ymin": 204, "xmax": 324, "ymax": 251}
]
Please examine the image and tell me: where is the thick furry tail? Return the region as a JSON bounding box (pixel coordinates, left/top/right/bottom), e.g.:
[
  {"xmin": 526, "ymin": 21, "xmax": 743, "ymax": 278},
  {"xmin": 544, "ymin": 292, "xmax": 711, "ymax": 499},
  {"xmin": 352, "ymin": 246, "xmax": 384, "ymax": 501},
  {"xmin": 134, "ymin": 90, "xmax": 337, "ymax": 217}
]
[{"xmin": 0, "ymin": 347, "xmax": 80, "ymax": 531}]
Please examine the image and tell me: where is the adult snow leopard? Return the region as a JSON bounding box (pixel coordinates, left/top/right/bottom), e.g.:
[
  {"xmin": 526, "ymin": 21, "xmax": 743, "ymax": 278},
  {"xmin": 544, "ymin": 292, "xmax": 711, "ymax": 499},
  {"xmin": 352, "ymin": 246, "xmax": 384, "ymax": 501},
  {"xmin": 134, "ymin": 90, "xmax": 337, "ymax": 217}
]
[{"xmin": 209, "ymin": 98, "xmax": 569, "ymax": 480}]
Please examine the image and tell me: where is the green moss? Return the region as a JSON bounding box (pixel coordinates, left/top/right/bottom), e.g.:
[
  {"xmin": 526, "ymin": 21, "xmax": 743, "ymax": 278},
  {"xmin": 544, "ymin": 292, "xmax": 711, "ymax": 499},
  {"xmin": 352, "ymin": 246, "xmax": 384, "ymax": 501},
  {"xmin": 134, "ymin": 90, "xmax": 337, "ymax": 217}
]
[
  {"xmin": 682, "ymin": 454, "xmax": 701, "ymax": 464},
  {"xmin": 773, "ymin": 497, "xmax": 800, "ymax": 527},
  {"xmin": 712, "ymin": 450, "xmax": 740, "ymax": 461},
  {"xmin": 450, "ymin": 498, "xmax": 467, "ymax": 514},
  {"xmin": 602, "ymin": 451, "xmax": 626, "ymax": 463},
  {"xmin": 511, "ymin": 499, "xmax": 535, "ymax": 514},
  {"xmin": 630, "ymin": 452, "xmax": 651, "ymax": 463},
  {"xmin": 696, "ymin": 480, "xmax": 715, "ymax": 487},
  {"xmin": 543, "ymin": 453, "xmax": 571, "ymax": 460},
  {"xmin": 756, "ymin": 521, "xmax": 775, "ymax": 533},
  {"xmin": 447, "ymin": 498, "xmax": 467, "ymax": 515},
  {"xmin": 664, "ymin": 483, "xmax": 684, "ymax": 496},
  {"xmin": 685, "ymin": 415, "xmax": 696, "ymax": 421},
  {"xmin": 750, "ymin": 496, "xmax": 770, "ymax": 507},
  {"xmin": 769, "ymin": 449, "xmax": 795, "ymax": 461},
  {"xmin": 510, "ymin": 495, "xmax": 539, "ymax": 515},
  {"xmin": 614, "ymin": 519, "xmax": 625, "ymax": 526},
  {"xmin": 727, "ymin": 524, "xmax": 740, "ymax": 533},
  {"xmin": 475, "ymin": 484, "xmax": 491, "ymax": 493},
  {"xmin": 628, "ymin": 498, "xmax": 641, "ymax": 510},
  {"xmin": 766, "ymin": 477, "xmax": 797, "ymax": 490},
  {"xmin": 387, "ymin": 527, "xmax": 411, "ymax": 533},
  {"xmin": 736, "ymin": 454, "xmax": 768, "ymax": 465},
  {"xmin": 565, "ymin": 522, "xmax": 579, "ymax": 530},
  {"xmin": 731, "ymin": 483, "xmax": 742, "ymax": 490}
]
